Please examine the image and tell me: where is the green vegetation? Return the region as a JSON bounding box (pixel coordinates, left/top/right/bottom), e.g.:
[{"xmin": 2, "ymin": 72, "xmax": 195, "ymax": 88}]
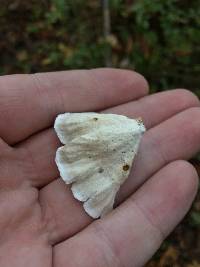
[{"xmin": 0, "ymin": 1, "xmax": 200, "ymax": 266}]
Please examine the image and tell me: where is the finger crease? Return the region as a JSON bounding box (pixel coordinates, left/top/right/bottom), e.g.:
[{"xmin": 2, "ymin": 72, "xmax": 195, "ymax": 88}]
[
  {"xmin": 21, "ymin": 145, "xmax": 39, "ymax": 187},
  {"xmin": 92, "ymin": 221, "xmax": 126, "ymax": 267},
  {"xmin": 131, "ymin": 197, "xmax": 165, "ymax": 242}
]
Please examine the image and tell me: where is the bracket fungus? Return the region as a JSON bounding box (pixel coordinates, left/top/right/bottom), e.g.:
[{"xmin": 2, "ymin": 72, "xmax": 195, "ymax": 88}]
[{"xmin": 54, "ymin": 112, "xmax": 145, "ymax": 218}]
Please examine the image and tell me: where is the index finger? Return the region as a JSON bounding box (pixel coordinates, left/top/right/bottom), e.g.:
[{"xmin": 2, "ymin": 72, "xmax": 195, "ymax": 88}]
[{"xmin": 0, "ymin": 68, "xmax": 148, "ymax": 144}]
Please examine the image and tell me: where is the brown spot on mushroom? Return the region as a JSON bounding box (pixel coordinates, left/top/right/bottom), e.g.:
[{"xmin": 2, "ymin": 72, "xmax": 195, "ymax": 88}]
[
  {"xmin": 93, "ymin": 117, "xmax": 98, "ymax": 121},
  {"xmin": 123, "ymin": 164, "xmax": 130, "ymax": 171},
  {"xmin": 98, "ymin": 167, "xmax": 104, "ymax": 173},
  {"xmin": 136, "ymin": 117, "xmax": 143, "ymax": 126}
]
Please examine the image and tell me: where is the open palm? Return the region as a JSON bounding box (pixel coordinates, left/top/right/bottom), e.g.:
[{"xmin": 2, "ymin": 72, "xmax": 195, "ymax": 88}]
[{"xmin": 0, "ymin": 69, "xmax": 199, "ymax": 267}]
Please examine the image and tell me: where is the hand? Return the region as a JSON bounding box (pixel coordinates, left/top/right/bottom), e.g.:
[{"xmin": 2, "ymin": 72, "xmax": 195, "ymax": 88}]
[{"xmin": 0, "ymin": 69, "xmax": 199, "ymax": 267}]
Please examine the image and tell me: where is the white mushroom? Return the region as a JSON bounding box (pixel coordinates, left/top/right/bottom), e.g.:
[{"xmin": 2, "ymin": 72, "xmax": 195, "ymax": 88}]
[{"xmin": 54, "ymin": 112, "xmax": 145, "ymax": 218}]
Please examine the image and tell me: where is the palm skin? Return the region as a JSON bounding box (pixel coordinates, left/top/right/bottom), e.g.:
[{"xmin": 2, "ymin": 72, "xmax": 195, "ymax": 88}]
[{"xmin": 0, "ymin": 69, "xmax": 199, "ymax": 267}]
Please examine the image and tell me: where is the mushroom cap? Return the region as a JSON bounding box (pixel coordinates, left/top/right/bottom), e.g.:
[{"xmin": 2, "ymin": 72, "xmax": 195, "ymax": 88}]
[{"xmin": 54, "ymin": 112, "xmax": 145, "ymax": 218}]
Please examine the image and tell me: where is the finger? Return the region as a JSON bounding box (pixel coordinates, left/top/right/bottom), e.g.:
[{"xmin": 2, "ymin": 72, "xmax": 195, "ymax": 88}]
[
  {"xmin": 0, "ymin": 69, "xmax": 148, "ymax": 144},
  {"xmin": 105, "ymin": 88, "xmax": 200, "ymax": 129},
  {"xmin": 0, "ymin": 186, "xmax": 52, "ymax": 267},
  {"xmin": 39, "ymin": 107, "xmax": 200, "ymax": 245},
  {"xmin": 53, "ymin": 161, "xmax": 198, "ymax": 267},
  {"xmin": 17, "ymin": 89, "xmax": 199, "ymax": 187},
  {"xmin": 118, "ymin": 106, "xmax": 200, "ymax": 202}
]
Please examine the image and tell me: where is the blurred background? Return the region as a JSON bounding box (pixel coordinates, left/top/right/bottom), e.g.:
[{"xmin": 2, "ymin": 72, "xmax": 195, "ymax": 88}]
[{"xmin": 0, "ymin": 0, "xmax": 200, "ymax": 266}]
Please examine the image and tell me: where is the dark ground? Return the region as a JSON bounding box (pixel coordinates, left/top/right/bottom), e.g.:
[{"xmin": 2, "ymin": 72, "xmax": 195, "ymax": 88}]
[{"xmin": 0, "ymin": 0, "xmax": 200, "ymax": 266}]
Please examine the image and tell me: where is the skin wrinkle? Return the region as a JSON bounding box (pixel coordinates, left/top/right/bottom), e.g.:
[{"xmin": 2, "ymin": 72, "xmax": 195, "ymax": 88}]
[
  {"xmin": 15, "ymin": 128, "xmax": 61, "ymax": 187},
  {"xmin": 39, "ymin": 198, "xmax": 56, "ymax": 246},
  {"xmin": 130, "ymin": 198, "xmax": 165, "ymax": 242},
  {"xmin": 30, "ymin": 74, "xmax": 59, "ymax": 127},
  {"xmin": 0, "ymin": 86, "xmax": 22, "ymax": 119},
  {"xmin": 0, "ymin": 76, "xmax": 37, "ymax": 145},
  {"xmin": 25, "ymin": 194, "xmax": 54, "ymax": 267},
  {"xmin": 34, "ymin": 73, "xmax": 66, "ymax": 115},
  {"xmin": 20, "ymin": 145, "xmax": 39, "ymax": 188},
  {"xmin": 0, "ymin": 137, "xmax": 9, "ymax": 149},
  {"xmin": 30, "ymin": 74, "xmax": 46, "ymax": 106},
  {"xmin": 145, "ymin": 130, "xmax": 168, "ymax": 169},
  {"xmin": 0, "ymin": 188, "xmax": 37, "ymax": 240},
  {"xmin": 86, "ymin": 70, "xmax": 107, "ymax": 105},
  {"xmin": 85, "ymin": 222, "xmax": 124, "ymax": 267}
]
